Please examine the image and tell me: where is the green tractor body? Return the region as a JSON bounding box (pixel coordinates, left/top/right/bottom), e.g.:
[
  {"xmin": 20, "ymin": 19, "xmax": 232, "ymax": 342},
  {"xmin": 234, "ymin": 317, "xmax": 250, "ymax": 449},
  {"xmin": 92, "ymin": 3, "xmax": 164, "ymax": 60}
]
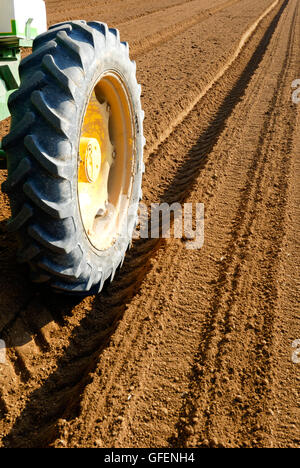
[
  {"xmin": 0, "ymin": 0, "xmax": 47, "ymax": 158},
  {"xmin": 0, "ymin": 0, "xmax": 47, "ymax": 119}
]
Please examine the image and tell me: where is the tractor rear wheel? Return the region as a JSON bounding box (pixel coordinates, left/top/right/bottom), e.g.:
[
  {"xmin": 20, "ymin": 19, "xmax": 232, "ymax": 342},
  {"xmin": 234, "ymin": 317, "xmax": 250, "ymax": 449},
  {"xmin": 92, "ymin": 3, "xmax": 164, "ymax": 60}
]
[{"xmin": 2, "ymin": 21, "xmax": 145, "ymax": 294}]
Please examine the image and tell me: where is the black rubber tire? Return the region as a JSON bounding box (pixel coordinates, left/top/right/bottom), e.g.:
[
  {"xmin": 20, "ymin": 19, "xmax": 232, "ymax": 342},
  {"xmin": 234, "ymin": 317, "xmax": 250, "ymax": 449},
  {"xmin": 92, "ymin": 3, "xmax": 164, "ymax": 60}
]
[{"xmin": 2, "ymin": 21, "xmax": 145, "ymax": 295}]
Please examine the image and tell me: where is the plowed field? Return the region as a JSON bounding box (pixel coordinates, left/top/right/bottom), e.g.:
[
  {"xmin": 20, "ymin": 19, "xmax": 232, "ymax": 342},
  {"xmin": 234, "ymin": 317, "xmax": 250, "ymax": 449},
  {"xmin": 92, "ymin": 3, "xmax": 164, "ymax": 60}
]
[{"xmin": 0, "ymin": 0, "xmax": 299, "ymax": 448}]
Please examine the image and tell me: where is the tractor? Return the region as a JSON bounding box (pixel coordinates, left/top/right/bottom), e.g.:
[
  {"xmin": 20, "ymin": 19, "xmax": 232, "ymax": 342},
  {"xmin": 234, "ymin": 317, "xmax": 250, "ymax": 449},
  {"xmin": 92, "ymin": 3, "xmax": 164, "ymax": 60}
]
[{"xmin": 0, "ymin": 0, "xmax": 145, "ymax": 295}]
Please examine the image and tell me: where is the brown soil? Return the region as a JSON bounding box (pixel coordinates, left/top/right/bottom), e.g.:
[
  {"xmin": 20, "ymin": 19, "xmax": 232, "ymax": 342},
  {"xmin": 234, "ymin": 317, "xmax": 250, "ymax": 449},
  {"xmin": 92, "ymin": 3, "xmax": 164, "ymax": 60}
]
[{"xmin": 0, "ymin": 0, "xmax": 299, "ymax": 448}]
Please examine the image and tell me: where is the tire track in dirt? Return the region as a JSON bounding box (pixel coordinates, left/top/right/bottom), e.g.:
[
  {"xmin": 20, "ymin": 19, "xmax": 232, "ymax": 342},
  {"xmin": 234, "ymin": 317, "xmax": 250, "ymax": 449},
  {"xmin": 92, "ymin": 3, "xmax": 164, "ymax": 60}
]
[
  {"xmin": 118, "ymin": 0, "xmax": 299, "ymax": 448},
  {"xmin": 117, "ymin": 0, "xmax": 224, "ymax": 27},
  {"xmin": 46, "ymin": 0, "xmax": 207, "ymax": 28},
  {"xmin": 43, "ymin": 0, "xmax": 297, "ymax": 448},
  {"xmin": 236, "ymin": 5, "xmax": 299, "ymax": 447},
  {"xmin": 169, "ymin": 0, "xmax": 300, "ymax": 447},
  {"xmin": 133, "ymin": 0, "xmax": 279, "ymax": 155},
  {"xmin": 0, "ymin": 0, "xmax": 298, "ymax": 448},
  {"xmin": 143, "ymin": 0, "xmax": 279, "ymax": 158},
  {"xmin": 122, "ymin": 0, "xmax": 243, "ymax": 59},
  {"xmin": 273, "ymin": 109, "xmax": 300, "ymax": 446},
  {"xmin": 124, "ymin": 0, "xmax": 297, "ymax": 448}
]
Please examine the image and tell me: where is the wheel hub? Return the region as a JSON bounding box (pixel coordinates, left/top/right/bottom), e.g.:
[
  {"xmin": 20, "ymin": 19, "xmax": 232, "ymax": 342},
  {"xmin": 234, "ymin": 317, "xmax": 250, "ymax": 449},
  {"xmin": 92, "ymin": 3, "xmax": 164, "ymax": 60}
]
[
  {"xmin": 78, "ymin": 72, "xmax": 135, "ymax": 251},
  {"xmin": 79, "ymin": 137, "xmax": 102, "ymax": 184},
  {"xmin": 78, "ymin": 96, "xmax": 115, "ymax": 236}
]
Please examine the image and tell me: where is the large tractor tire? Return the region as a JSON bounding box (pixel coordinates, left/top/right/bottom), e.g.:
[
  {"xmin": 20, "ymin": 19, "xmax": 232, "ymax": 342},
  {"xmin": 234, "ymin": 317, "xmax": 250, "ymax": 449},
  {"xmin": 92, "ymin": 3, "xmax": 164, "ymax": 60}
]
[{"xmin": 2, "ymin": 21, "xmax": 145, "ymax": 295}]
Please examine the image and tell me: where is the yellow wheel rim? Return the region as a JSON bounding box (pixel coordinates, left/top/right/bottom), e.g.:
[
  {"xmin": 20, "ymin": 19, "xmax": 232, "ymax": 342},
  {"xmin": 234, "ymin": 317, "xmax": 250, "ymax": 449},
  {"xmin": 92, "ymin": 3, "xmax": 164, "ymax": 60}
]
[{"xmin": 78, "ymin": 71, "xmax": 135, "ymax": 251}]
